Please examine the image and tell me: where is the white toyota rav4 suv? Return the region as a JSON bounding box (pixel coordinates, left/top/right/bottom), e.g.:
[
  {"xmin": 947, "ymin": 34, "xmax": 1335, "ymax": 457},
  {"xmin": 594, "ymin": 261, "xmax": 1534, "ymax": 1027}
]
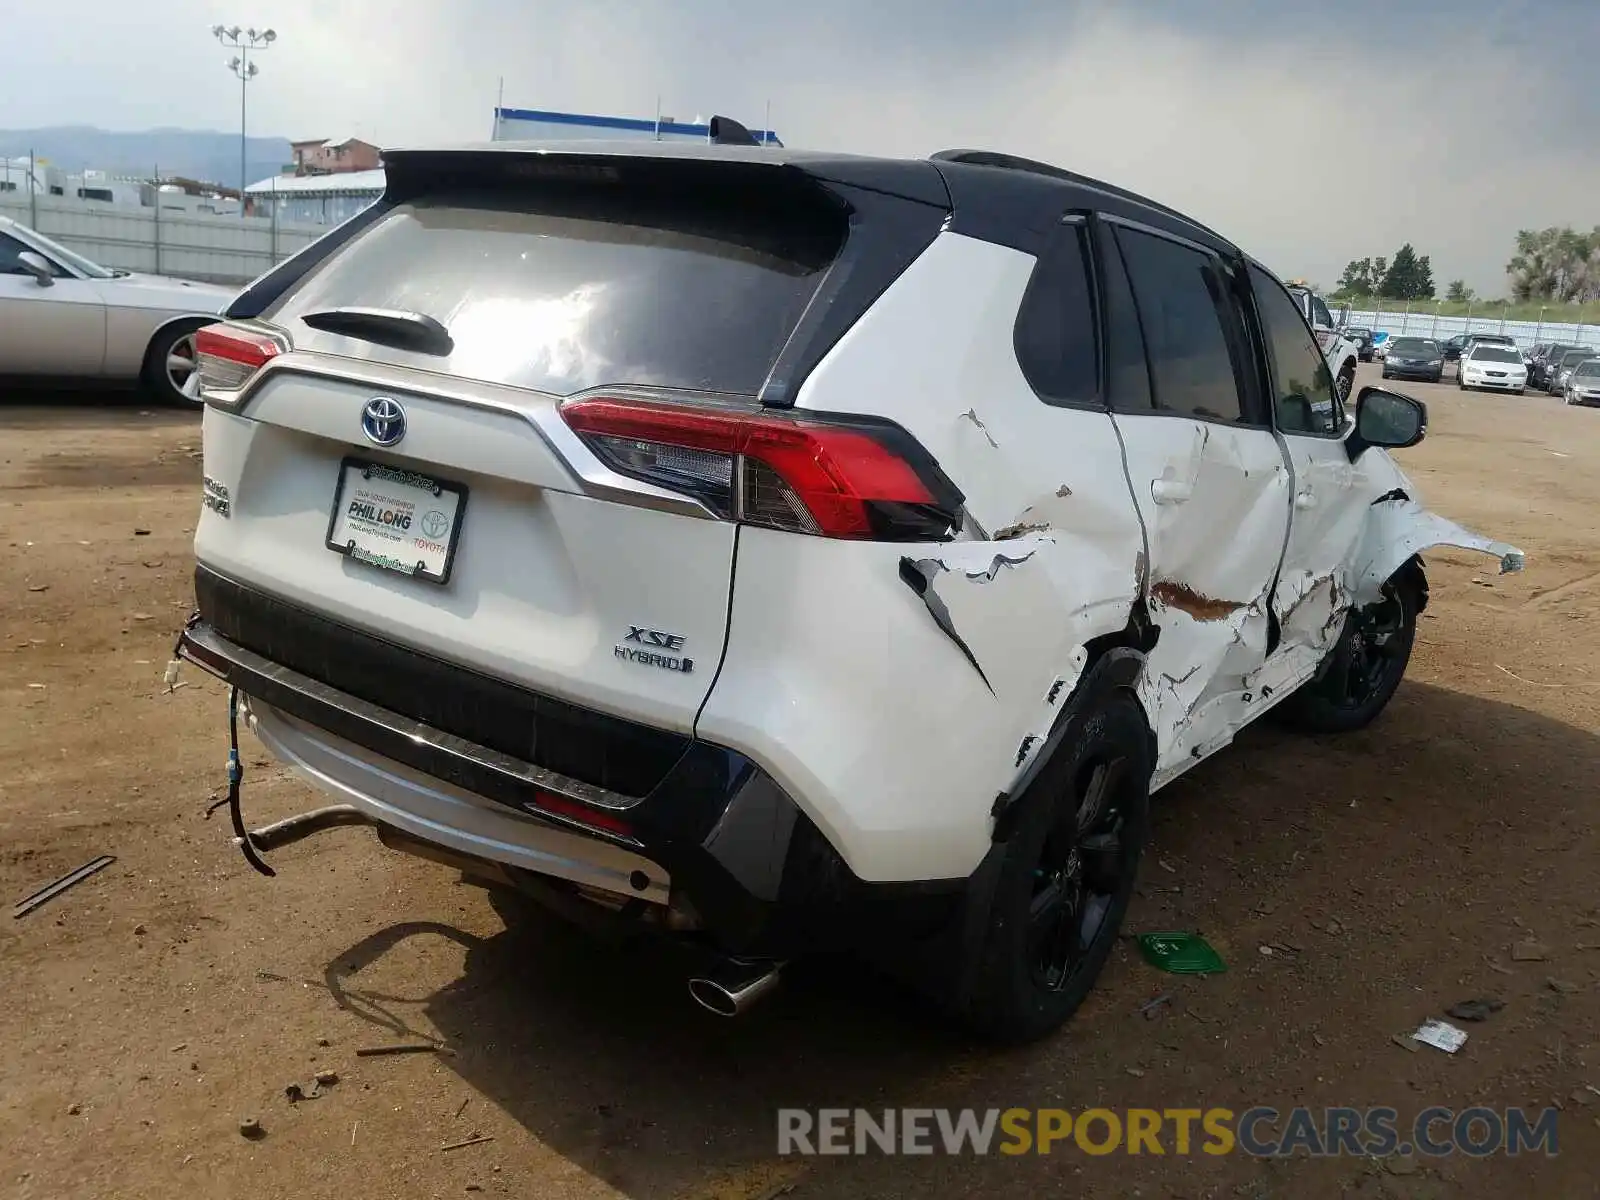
[{"xmin": 177, "ymin": 140, "xmax": 1522, "ymax": 1043}]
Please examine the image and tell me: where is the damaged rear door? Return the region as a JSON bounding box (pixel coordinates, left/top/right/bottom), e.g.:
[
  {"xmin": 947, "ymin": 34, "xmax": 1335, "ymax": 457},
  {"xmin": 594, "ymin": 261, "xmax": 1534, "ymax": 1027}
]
[{"xmin": 1095, "ymin": 219, "xmax": 1293, "ymax": 778}]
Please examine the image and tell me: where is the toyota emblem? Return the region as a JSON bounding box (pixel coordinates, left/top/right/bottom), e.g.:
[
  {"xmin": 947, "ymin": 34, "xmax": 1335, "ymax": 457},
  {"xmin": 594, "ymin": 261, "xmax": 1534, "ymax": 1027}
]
[{"xmin": 361, "ymin": 396, "xmax": 406, "ymax": 447}]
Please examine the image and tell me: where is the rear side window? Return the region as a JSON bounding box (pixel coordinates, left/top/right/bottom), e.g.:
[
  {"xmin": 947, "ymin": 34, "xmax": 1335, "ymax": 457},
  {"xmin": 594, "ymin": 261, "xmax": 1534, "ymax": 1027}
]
[
  {"xmin": 1013, "ymin": 221, "xmax": 1100, "ymax": 405},
  {"xmin": 1115, "ymin": 227, "xmax": 1246, "ymax": 424},
  {"xmin": 265, "ymin": 183, "xmax": 846, "ymax": 397}
]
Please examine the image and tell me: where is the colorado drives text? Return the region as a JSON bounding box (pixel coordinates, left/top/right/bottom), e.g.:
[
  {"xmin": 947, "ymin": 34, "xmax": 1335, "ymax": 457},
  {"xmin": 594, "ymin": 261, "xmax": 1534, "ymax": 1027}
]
[{"xmin": 777, "ymin": 1107, "xmax": 1561, "ymax": 1157}]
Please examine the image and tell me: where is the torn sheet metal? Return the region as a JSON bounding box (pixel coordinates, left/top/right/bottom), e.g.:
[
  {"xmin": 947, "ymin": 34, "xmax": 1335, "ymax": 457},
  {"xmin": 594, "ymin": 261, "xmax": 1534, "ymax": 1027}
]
[
  {"xmin": 898, "ymin": 556, "xmax": 994, "ymax": 693},
  {"xmin": 1350, "ymin": 498, "xmax": 1524, "ymax": 605}
]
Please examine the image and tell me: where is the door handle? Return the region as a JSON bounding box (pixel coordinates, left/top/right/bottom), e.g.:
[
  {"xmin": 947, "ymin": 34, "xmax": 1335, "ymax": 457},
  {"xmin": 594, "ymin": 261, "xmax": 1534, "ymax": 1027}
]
[
  {"xmin": 1294, "ymin": 490, "xmax": 1318, "ymax": 510},
  {"xmin": 1151, "ymin": 478, "xmax": 1193, "ymax": 505}
]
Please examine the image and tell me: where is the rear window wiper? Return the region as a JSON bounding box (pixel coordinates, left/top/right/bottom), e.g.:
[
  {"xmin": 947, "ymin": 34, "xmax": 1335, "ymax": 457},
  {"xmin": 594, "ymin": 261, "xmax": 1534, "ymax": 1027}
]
[{"xmin": 300, "ymin": 307, "xmax": 454, "ymax": 356}]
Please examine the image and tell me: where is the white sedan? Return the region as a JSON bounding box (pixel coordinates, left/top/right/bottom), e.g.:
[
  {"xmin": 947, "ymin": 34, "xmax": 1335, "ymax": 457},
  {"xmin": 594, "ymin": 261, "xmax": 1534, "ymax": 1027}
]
[
  {"xmin": 0, "ymin": 216, "xmax": 237, "ymax": 403},
  {"xmin": 1458, "ymin": 343, "xmax": 1528, "ymax": 394}
]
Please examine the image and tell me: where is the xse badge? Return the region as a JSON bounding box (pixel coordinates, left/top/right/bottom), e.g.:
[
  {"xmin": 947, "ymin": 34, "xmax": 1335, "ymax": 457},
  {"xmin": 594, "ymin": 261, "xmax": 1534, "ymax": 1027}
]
[{"xmin": 616, "ymin": 626, "xmax": 693, "ymax": 674}]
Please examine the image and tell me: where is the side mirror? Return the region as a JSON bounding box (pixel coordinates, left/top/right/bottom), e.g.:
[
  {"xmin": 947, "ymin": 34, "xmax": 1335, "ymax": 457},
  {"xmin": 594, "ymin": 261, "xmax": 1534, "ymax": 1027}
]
[
  {"xmin": 17, "ymin": 251, "xmax": 54, "ymax": 287},
  {"xmin": 1346, "ymin": 386, "xmax": 1426, "ymax": 461}
]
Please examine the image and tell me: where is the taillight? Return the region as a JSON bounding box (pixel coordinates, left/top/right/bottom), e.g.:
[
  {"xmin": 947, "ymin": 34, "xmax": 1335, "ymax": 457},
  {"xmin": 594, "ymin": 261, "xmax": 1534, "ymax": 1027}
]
[
  {"xmin": 194, "ymin": 324, "xmax": 283, "ymax": 396},
  {"xmin": 560, "ymin": 396, "xmax": 964, "ymax": 541}
]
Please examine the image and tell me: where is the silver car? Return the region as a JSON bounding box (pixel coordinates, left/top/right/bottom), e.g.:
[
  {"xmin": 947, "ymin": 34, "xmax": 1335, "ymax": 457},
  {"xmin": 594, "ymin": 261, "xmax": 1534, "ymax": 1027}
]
[
  {"xmin": 1563, "ymin": 359, "xmax": 1600, "ymax": 407},
  {"xmin": 0, "ymin": 216, "xmax": 236, "ymax": 403}
]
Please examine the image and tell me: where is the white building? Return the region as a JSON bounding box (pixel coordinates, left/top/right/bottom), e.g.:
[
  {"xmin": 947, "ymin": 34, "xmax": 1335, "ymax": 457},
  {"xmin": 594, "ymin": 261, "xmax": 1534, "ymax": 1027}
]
[{"xmin": 244, "ymin": 106, "xmax": 784, "ymax": 225}]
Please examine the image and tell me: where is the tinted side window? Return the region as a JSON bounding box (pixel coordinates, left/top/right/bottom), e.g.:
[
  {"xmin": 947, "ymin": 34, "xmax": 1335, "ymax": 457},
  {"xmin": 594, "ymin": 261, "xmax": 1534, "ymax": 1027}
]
[
  {"xmin": 1249, "ymin": 266, "xmax": 1340, "ymax": 436},
  {"xmin": 1014, "ymin": 222, "xmax": 1100, "ymax": 405},
  {"xmin": 1115, "ymin": 227, "xmax": 1245, "ymax": 423},
  {"xmin": 1097, "ymin": 225, "xmax": 1154, "ymax": 413}
]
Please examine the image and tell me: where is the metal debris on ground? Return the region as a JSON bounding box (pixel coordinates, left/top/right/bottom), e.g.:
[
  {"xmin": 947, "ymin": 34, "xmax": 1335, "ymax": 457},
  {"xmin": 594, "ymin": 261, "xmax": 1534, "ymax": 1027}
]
[
  {"xmin": 454, "ymin": 1097, "xmax": 471, "ymax": 1119},
  {"xmin": 239, "ymin": 1116, "xmax": 264, "ymax": 1139},
  {"xmin": 12, "ymin": 855, "xmax": 117, "ymax": 919},
  {"xmin": 1138, "ymin": 993, "xmax": 1173, "ymax": 1019},
  {"xmin": 441, "ymin": 1134, "xmax": 494, "ymax": 1152},
  {"xmin": 285, "ymin": 1083, "xmax": 307, "ymax": 1104},
  {"xmin": 1546, "ymin": 978, "xmax": 1581, "ymax": 995},
  {"xmin": 1135, "ymin": 932, "xmax": 1228, "ymax": 974},
  {"xmin": 356, "ymin": 1041, "xmax": 452, "ymax": 1057},
  {"xmin": 314, "ymin": 1070, "xmax": 339, "ymax": 1087},
  {"xmin": 1445, "ymin": 998, "xmax": 1504, "ymax": 1022},
  {"xmin": 1411, "ymin": 1019, "xmax": 1469, "ymax": 1054},
  {"xmin": 1391, "ymin": 1034, "xmax": 1420, "ymax": 1053},
  {"xmin": 1511, "ymin": 939, "xmax": 1550, "ymax": 962}
]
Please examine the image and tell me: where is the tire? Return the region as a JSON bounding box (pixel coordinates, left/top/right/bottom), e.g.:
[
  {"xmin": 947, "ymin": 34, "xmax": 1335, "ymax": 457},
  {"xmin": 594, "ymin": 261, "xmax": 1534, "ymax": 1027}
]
[
  {"xmin": 1336, "ymin": 363, "xmax": 1356, "ymax": 404},
  {"xmin": 958, "ymin": 690, "xmax": 1152, "ymax": 1044},
  {"xmin": 141, "ymin": 320, "xmax": 208, "ymax": 406},
  {"xmin": 1278, "ymin": 567, "xmax": 1420, "ymax": 735},
  {"xmin": 1515, "ymin": 388, "xmax": 1525, "ymax": 396},
  {"xmin": 1381, "ymin": 370, "xmax": 1391, "ymax": 380}
]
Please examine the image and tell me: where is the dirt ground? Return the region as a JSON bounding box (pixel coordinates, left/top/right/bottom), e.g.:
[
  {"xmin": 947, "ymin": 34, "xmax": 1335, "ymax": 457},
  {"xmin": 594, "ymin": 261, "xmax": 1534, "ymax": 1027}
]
[{"xmin": 2, "ymin": 365, "xmax": 1597, "ymax": 1200}]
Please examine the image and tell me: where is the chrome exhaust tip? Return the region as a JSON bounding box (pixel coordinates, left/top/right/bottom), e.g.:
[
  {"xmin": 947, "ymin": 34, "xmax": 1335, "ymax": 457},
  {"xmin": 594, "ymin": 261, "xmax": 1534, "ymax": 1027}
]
[{"xmin": 687, "ymin": 959, "xmax": 783, "ymax": 1017}]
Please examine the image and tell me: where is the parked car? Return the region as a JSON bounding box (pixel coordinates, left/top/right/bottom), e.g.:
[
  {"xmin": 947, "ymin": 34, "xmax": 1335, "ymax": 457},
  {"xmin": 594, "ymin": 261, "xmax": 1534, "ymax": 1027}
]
[
  {"xmin": 1531, "ymin": 343, "xmax": 1586, "ymax": 390},
  {"xmin": 1562, "ymin": 358, "xmax": 1600, "ymax": 407},
  {"xmin": 1348, "ymin": 327, "xmax": 1376, "ymax": 362},
  {"xmin": 1381, "ymin": 337, "xmax": 1445, "ymax": 383},
  {"xmin": 1442, "ymin": 332, "xmax": 1514, "ymax": 367},
  {"xmin": 1549, "ymin": 348, "xmax": 1597, "ymax": 395},
  {"xmin": 174, "ymin": 140, "xmax": 1523, "ymax": 1043},
  {"xmin": 0, "ymin": 215, "xmax": 234, "ymax": 403},
  {"xmin": 1458, "ymin": 343, "xmax": 1527, "ymax": 393}
]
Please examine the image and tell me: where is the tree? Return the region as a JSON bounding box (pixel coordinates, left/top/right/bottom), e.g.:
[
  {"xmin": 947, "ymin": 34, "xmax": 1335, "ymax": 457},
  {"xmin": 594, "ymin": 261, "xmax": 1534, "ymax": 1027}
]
[
  {"xmin": 1445, "ymin": 279, "xmax": 1475, "ymax": 303},
  {"xmin": 1336, "ymin": 257, "xmax": 1378, "ymax": 297},
  {"xmin": 1506, "ymin": 226, "xmax": 1600, "ymax": 302},
  {"xmin": 1414, "ymin": 253, "xmax": 1436, "ymax": 300},
  {"xmin": 1379, "ymin": 244, "xmax": 1435, "ymax": 300}
]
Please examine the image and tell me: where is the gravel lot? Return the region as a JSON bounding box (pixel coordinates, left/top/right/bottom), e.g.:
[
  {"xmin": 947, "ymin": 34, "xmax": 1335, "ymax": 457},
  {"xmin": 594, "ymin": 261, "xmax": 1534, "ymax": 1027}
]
[{"xmin": 2, "ymin": 365, "xmax": 1597, "ymax": 1199}]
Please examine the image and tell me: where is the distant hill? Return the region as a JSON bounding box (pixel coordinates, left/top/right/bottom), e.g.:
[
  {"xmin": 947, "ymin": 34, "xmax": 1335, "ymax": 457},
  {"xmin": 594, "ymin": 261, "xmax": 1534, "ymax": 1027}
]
[{"xmin": 0, "ymin": 125, "xmax": 293, "ymax": 191}]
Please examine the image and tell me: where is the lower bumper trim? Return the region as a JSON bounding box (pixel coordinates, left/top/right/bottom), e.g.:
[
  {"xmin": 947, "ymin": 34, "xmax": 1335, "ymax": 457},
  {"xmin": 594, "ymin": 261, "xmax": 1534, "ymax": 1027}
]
[{"xmin": 178, "ymin": 622, "xmax": 646, "ymax": 847}]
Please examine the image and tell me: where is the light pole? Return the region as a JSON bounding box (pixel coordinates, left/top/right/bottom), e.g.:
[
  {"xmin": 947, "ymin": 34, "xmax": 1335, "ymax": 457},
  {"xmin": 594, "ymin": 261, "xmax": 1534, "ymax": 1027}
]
[{"xmin": 213, "ymin": 24, "xmax": 276, "ymax": 217}]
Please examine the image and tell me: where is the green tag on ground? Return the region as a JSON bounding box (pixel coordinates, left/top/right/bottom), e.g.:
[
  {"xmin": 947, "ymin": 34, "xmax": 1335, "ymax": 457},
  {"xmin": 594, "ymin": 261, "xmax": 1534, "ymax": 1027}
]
[{"xmin": 1136, "ymin": 932, "xmax": 1227, "ymax": 974}]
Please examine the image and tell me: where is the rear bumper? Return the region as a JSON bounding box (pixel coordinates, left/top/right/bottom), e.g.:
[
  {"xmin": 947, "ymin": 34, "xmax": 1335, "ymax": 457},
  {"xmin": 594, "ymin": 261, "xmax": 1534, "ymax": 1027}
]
[{"xmin": 178, "ymin": 571, "xmax": 979, "ymax": 960}]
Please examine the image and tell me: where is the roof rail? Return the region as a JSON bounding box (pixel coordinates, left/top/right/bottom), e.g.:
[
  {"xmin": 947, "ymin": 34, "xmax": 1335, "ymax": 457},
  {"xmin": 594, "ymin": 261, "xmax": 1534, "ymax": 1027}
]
[{"xmin": 930, "ymin": 149, "xmax": 1230, "ymax": 248}]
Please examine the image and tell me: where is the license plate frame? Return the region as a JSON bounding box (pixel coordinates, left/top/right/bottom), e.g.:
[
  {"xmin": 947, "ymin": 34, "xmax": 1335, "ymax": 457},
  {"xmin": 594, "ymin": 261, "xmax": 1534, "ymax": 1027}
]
[{"xmin": 324, "ymin": 457, "xmax": 468, "ymax": 585}]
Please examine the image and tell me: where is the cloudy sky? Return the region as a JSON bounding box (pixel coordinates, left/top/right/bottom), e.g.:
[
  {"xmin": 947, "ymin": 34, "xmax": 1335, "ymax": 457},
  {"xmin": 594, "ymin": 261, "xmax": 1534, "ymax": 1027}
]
[{"xmin": 5, "ymin": 0, "xmax": 1597, "ymax": 293}]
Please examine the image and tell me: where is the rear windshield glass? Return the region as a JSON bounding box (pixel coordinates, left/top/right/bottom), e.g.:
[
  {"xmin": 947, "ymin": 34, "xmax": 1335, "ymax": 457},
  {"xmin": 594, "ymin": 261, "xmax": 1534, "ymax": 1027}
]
[
  {"xmin": 266, "ymin": 185, "xmax": 845, "ymax": 396},
  {"xmin": 1470, "ymin": 346, "xmax": 1522, "ymax": 363},
  {"xmin": 1389, "ymin": 339, "xmax": 1438, "ymax": 355}
]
